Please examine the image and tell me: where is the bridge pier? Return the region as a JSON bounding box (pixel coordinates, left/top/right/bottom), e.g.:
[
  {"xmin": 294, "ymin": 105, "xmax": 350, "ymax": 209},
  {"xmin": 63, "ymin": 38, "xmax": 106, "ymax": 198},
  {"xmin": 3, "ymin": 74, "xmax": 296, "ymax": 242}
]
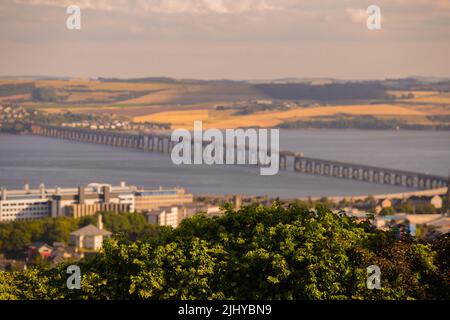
[
  {"xmin": 332, "ymin": 165, "xmax": 340, "ymax": 177},
  {"xmin": 362, "ymin": 169, "xmax": 370, "ymax": 182},
  {"xmin": 352, "ymin": 168, "xmax": 360, "ymax": 180},
  {"xmin": 342, "ymin": 167, "xmax": 350, "ymax": 179},
  {"xmin": 395, "ymin": 174, "xmax": 403, "ymax": 186},
  {"xmin": 383, "ymin": 172, "xmax": 392, "ymax": 185}
]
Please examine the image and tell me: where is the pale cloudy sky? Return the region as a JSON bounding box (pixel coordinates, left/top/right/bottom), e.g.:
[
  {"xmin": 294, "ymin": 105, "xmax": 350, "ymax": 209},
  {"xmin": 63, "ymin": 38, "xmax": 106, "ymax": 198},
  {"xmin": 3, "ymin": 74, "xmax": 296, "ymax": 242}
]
[{"xmin": 1, "ymin": 0, "xmax": 449, "ymax": 79}]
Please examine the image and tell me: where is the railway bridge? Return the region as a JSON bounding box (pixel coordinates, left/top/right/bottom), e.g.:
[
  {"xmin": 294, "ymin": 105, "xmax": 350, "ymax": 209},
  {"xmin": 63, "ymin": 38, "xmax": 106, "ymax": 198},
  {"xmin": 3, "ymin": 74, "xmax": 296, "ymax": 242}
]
[{"xmin": 31, "ymin": 124, "xmax": 449, "ymax": 190}]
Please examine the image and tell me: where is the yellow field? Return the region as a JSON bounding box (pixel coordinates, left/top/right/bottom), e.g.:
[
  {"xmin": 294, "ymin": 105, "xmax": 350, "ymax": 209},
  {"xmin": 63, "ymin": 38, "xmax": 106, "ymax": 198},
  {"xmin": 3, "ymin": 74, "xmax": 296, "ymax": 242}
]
[
  {"xmin": 134, "ymin": 104, "xmax": 427, "ymax": 129},
  {"xmin": 119, "ymin": 85, "xmax": 203, "ymax": 105},
  {"xmin": 406, "ymin": 93, "xmax": 450, "ymax": 104}
]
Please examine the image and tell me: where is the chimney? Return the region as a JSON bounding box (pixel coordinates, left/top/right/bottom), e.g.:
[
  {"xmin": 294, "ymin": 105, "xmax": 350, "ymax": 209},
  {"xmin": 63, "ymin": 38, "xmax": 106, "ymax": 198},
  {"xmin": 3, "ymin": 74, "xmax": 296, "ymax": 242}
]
[
  {"xmin": 1, "ymin": 188, "xmax": 6, "ymax": 201},
  {"xmin": 120, "ymin": 181, "xmax": 126, "ymax": 188},
  {"xmin": 24, "ymin": 184, "xmax": 30, "ymax": 192},
  {"xmin": 97, "ymin": 214, "xmax": 104, "ymax": 230},
  {"xmin": 78, "ymin": 186, "xmax": 85, "ymax": 205}
]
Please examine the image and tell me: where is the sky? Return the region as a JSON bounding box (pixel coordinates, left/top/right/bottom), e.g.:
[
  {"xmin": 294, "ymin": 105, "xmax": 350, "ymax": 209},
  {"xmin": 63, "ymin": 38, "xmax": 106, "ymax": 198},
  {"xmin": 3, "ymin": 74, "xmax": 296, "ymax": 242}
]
[{"xmin": 0, "ymin": 0, "xmax": 449, "ymax": 80}]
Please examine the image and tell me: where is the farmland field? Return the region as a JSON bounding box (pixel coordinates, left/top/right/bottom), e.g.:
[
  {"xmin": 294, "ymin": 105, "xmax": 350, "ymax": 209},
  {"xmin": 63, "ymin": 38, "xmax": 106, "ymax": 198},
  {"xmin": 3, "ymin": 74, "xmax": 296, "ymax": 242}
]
[
  {"xmin": 134, "ymin": 104, "xmax": 428, "ymax": 129},
  {"xmin": 1, "ymin": 78, "xmax": 449, "ymax": 130}
]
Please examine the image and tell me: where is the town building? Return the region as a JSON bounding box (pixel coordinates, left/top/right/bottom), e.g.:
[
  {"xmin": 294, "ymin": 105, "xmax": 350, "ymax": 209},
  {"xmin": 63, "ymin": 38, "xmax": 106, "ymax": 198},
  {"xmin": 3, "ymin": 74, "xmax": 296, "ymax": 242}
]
[
  {"xmin": 371, "ymin": 213, "xmax": 450, "ymax": 236},
  {"xmin": 27, "ymin": 242, "xmax": 53, "ymax": 260},
  {"xmin": 147, "ymin": 206, "xmax": 184, "ymax": 228},
  {"xmin": 0, "ymin": 187, "xmax": 50, "ymax": 222},
  {"xmin": 146, "ymin": 204, "xmax": 222, "ymax": 228},
  {"xmin": 69, "ymin": 215, "xmax": 112, "ymax": 251},
  {"xmin": 0, "ymin": 182, "xmax": 193, "ymax": 222},
  {"xmin": 50, "ymin": 245, "xmax": 78, "ymax": 266},
  {"xmin": 134, "ymin": 187, "xmax": 193, "ymax": 212}
]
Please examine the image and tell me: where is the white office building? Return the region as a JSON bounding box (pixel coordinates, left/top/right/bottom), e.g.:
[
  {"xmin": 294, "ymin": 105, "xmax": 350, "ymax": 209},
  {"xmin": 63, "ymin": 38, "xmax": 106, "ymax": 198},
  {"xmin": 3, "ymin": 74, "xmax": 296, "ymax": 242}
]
[
  {"xmin": 0, "ymin": 188, "xmax": 50, "ymax": 222},
  {"xmin": 0, "ymin": 182, "xmax": 193, "ymax": 222}
]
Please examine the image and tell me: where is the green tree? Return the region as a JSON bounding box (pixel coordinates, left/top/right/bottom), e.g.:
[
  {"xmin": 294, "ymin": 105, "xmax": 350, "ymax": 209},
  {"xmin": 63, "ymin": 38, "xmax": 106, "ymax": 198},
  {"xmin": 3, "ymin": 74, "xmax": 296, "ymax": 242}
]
[{"xmin": 0, "ymin": 203, "xmax": 448, "ymax": 300}]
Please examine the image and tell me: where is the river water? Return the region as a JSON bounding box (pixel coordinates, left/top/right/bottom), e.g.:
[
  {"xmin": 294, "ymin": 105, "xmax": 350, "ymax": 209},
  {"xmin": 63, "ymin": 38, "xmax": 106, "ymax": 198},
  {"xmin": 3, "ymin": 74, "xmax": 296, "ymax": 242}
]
[{"xmin": 0, "ymin": 130, "xmax": 449, "ymax": 197}]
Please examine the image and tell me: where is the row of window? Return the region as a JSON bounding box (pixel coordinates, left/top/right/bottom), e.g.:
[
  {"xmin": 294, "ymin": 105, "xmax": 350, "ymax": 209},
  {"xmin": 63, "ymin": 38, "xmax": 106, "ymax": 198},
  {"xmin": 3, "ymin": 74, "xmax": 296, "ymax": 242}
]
[
  {"xmin": 2, "ymin": 202, "xmax": 48, "ymax": 207},
  {"xmin": 1, "ymin": 208, "xmax": 49, "ymax": 213}
]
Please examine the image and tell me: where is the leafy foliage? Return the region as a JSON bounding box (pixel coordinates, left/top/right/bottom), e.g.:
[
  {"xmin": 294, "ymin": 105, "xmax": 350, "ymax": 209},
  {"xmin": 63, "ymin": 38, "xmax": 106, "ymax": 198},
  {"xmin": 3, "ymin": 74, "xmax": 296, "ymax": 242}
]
[{"xmin": 0, "ymin": 203, "xmax": 448, "ymax": 300}]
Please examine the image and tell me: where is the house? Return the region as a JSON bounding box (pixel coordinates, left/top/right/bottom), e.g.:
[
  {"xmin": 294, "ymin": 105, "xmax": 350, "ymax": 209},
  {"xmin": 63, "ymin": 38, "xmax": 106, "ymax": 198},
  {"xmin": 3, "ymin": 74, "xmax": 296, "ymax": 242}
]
[
  {"xmin": 69, "ymin": 215, "xmax": 112, "ymax": 251},
  {"xmin": 28, "ymin": 242, "xmax": 53, "ymax": 260},
  {"xmin": 50, "ymin": 247, "xmax": 70, "ymax": 265},
  {"xmin": 407, "ymin": 195, "xmax": 443, "ymax": 209},
  {"xmin": 49, "ymin": 245, "xmax": 80, "ymax": 266}
]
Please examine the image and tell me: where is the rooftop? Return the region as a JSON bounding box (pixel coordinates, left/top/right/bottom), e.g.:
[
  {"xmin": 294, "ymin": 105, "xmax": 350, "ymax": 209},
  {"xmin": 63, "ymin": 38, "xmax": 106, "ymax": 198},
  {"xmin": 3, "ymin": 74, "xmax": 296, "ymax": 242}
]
[{"xmin": 70, "ymin": 224, "xmax": 112, "ymax": 237}]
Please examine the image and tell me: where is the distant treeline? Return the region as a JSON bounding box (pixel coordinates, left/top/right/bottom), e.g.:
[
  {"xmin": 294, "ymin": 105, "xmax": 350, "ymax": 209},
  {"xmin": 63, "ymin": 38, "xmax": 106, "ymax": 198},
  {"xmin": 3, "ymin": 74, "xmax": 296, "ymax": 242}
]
[
  {"xmin": 0, "ymin": 83, "xmax": 35, "ymax": 97},
  {"xmin": 256, "ymin": 83, "xmax": 389, "ymax": 101},
  {"xmin": 31, "ymin": 111, "xmax": 101, "ymax": 124},
  {"xmin": 31, "ymin": 87, "xmax": 63, "ymax": 102},
  {"xmin": 383, "ymin": 78, "xmax": 450, "ymax": 91},
  {"xmin": 279, "ymin": 115, "xmax": 450, "ymax": 130}
]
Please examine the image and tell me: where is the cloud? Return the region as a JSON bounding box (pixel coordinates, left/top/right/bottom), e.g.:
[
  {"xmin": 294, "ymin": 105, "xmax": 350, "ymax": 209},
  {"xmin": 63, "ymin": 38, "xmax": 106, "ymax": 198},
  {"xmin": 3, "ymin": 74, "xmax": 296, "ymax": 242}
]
[{"xmin": 14, "ymin": 0, "xmax": 277, "ymax": 14}]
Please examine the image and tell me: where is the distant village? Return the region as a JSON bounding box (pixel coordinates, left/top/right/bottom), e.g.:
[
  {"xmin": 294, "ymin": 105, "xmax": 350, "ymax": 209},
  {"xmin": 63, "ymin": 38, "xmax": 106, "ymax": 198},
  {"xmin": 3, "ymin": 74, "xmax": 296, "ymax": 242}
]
[
  {"xmin": 0, "ymin": 104, "xmax": 38, "ymax": 124},
  {"xmin": 0, "ymin": 103, "xmax": 169, "ymax": 134}
]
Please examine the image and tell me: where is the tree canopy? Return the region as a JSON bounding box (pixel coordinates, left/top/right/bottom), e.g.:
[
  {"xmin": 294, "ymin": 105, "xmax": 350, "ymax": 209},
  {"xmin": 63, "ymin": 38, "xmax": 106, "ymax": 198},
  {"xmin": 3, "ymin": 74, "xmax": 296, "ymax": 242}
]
[{"xmin": 0, "ymin": 203, "xmax": 448, "ymax": 300}]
